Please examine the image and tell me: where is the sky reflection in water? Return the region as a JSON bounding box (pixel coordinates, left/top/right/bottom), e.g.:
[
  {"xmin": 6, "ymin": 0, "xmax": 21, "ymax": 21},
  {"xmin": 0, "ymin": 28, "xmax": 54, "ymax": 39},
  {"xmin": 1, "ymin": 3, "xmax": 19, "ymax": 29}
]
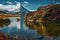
[{"xmin": 0, "ymin": 17, "xmax": 60, "ymax": 40}]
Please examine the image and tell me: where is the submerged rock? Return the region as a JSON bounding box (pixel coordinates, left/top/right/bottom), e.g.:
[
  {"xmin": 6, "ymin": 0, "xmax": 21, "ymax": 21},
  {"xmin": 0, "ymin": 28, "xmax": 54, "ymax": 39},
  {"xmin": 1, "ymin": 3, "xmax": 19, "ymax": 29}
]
[{"xmin": 0, "ymin": 31, "xmax": 9, "ymax": 40}]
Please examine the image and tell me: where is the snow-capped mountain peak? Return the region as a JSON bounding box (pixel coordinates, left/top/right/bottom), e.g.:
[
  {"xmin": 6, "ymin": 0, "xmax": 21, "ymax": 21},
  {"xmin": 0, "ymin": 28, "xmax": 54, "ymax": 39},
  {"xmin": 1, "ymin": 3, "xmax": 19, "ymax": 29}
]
[{"xmin": 0, "ymin": 3, "xmax": 29, "ymax": 14}]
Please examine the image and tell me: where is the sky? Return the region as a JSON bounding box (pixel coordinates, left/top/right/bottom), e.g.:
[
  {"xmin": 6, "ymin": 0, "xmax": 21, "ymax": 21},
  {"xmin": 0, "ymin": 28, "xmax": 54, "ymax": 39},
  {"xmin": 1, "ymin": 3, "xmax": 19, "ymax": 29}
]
[{"xmin": 0, "ymin": 0, "xmax": 60, "ymax": 12}]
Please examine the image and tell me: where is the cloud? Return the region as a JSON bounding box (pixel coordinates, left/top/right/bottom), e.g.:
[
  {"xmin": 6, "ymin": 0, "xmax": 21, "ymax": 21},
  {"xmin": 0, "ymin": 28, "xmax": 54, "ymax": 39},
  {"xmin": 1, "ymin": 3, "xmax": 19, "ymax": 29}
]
[
  {"xmin": 55, "ymin": 2, "xmax": 60, "ymax": 4},
  {"xmin": 28, "ymin": 9, "xmax": 36, "ymax": 11},
  {"xmin": 0, "ymin": 2, "xmax": 21, "ymax": 12},
  {"xmin": 14, "ymin": 1, "xmax": 19, "ymax": 4},
  {"xmin": 7, "ymin": 1, "xmax": 12, "ymax": 4},
  {"xmin": 25, "ymin": 7, "xmax": 36, "ymax": 11},
  {"xmin": 24, "ymin": 1, "xmax": 28, "ymax": 4}
]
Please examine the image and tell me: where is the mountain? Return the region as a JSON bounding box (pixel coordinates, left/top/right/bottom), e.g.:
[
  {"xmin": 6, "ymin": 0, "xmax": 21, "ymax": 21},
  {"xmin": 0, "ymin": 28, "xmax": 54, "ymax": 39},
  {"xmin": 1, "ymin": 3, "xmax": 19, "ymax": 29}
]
[
  {"xmin": 24, "ymin": 4, "xmax": 60, "ymax": 22},
  {"xmin": 24, "ymin": 4, "xmax": 60, "ymax": 37},
  {"xmin": 0, "ymin": 5, "xmax": 29, "ymax": 14},
  {"xmin": 20, "ymin": 5, "xmax": 29, "ymax": 14},
  {"xmin": 43, "ymin": 4, "xmax": 60, "ymax": 22}
]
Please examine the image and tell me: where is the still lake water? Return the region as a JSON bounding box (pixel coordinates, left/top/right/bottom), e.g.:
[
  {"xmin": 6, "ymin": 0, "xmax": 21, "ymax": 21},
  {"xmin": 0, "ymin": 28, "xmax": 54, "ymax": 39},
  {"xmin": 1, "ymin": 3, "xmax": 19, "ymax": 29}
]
[{"xmin": 0, "ymin": 17, "xmax": 60, "ymax": 40}]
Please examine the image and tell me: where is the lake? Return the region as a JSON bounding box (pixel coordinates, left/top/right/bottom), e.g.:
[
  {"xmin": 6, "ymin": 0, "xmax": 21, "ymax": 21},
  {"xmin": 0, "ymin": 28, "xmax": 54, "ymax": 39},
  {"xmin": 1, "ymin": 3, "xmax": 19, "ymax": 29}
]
[{"xmin": 0, "ymin": 17, "xmax": 60, "ymax": 40}]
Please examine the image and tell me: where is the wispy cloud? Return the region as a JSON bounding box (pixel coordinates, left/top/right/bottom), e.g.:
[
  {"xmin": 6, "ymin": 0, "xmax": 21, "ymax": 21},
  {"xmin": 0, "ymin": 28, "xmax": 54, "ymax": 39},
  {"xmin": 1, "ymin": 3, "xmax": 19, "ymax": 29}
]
[
  {"xmin": 7, "ymin": 1, "xmax": 12, "ymax": 4},
  {"xmin": 14, "ymin": 1, "xmax": 19, "ymax": 4},
  {"xmin": 25, "ymin": 7, "xmax": 36, "ymax": 11},
  {"xmin": 0, "ymin": 2, "xmax": 21, "ymax": 12},
  {"xmin": 24, "ymin": 1, "xmax": 28, "ymax": 4}
]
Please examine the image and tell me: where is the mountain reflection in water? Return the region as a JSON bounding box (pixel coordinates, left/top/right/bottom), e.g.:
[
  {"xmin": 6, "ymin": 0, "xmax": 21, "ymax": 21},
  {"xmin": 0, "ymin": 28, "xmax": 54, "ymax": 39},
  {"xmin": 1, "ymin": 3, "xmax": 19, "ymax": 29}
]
[
  {"xmin": 0, "ymin": 19, "xmax": 10, "ymax": 27},
  {"xmin": 0, "ymin": 17, "xmax": 60, "ymax": 40},
  {"xmin": 0, "ymin": 17, "xmax": 42, "ymax": 40},
  {"xmin": 24, "ymin": 21, "xmax": 60, "ymax": 37}
]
